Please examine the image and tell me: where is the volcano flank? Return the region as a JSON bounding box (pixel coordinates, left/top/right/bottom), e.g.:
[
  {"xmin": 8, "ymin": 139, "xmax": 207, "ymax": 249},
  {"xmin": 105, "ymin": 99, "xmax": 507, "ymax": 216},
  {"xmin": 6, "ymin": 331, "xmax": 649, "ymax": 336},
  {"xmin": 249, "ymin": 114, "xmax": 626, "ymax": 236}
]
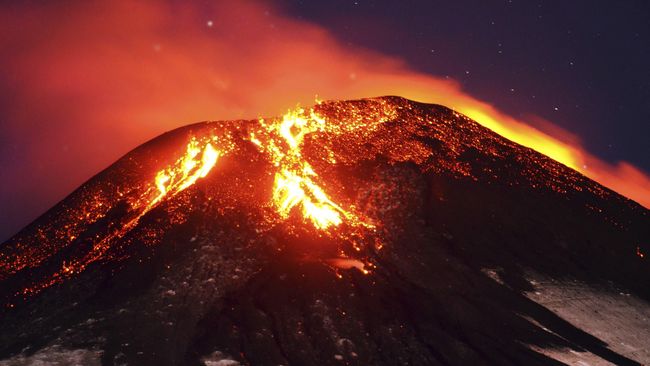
[{"xmin": 0, "ymin": 97, "xmax": 649, "ymax": 365}]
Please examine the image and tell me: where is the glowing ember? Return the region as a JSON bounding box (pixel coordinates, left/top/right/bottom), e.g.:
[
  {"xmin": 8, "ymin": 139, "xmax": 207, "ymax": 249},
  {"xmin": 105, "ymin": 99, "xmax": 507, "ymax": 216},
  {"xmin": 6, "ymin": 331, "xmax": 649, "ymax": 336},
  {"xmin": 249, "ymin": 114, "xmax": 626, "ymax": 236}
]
[
  {"xmin": 273, "ymin": 169, "xmax": 343, "ymax": 229},
  {"xmin": 637, "ymin": 246, "xmax": 645, "ymax": 259}
]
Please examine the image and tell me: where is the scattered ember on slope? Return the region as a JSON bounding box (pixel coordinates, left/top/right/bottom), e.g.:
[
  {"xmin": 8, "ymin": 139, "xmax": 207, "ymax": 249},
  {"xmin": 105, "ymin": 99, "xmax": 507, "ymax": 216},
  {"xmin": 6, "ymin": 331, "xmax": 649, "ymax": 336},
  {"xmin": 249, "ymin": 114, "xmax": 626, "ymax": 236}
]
[
  {"xmin": 16, "ymin": 136, "xmax": 230, "ymax": 297},
  {"xmin": 0, "ymin": 97, "xmax": 646, "ymax": 303}
]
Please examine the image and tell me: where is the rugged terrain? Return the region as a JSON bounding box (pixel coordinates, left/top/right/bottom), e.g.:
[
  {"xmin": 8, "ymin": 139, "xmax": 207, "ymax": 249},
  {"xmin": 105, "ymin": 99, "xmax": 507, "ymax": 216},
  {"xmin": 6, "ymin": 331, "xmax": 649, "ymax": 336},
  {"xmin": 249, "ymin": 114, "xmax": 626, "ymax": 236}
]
[{"xmin": 0, "ymin": 97, "xmax": 648, "ymax": 365}]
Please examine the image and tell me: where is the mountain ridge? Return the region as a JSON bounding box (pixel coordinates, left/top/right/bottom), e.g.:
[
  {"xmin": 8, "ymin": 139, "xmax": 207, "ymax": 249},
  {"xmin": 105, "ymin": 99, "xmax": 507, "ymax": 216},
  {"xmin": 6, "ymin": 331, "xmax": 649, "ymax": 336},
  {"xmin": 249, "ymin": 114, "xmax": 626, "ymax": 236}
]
[{"xmin": 0, "ymin": 96, "xmax": 648, "ymax": 365}]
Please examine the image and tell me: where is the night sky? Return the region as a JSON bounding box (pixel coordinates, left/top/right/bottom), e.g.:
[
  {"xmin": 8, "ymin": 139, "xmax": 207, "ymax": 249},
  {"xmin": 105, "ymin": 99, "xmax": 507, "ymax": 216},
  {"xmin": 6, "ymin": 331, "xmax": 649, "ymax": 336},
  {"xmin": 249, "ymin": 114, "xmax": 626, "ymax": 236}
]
[
  {"xmin": 281, "ymin": 0, "xmax": 650, "ymax": 170},
  {"xmin": 1, "ymin": 0, "xmax": 649, "ymax": 241}
]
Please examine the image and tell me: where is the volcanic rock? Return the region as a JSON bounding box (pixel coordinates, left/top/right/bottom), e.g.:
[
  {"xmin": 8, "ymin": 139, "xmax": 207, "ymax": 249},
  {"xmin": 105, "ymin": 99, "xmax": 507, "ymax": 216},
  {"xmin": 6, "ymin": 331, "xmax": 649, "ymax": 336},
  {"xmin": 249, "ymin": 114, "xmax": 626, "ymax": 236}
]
[{"xmin": 0, "ymin": 97, "xmax": 648, "ymax": 365}]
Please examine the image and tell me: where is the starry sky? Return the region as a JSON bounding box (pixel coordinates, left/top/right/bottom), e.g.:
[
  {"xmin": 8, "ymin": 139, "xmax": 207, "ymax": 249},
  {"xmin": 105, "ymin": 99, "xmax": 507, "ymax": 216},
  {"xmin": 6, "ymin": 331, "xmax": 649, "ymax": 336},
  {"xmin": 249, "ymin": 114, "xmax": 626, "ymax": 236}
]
[
  {"xmin": 0, "ymin": 0, "xmax": 649, "ymax": 241},
  {"xmin": 280, "ymin": 0, "xmax": 650, "ymax": 170}
]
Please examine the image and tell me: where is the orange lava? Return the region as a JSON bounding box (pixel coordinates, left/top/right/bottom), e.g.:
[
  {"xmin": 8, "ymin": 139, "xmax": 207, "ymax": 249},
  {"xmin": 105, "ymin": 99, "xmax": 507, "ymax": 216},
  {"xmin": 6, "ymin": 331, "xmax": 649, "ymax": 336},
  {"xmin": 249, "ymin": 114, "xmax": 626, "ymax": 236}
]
[
  {"xmin": 3, "ymin": 106, "xmax": 387, "ymax": 299},
  {"xmin": 13, "ymin": 136, "xmax": 226, "ymax": 297},
  {"xmin": 1, "ymin": 95, "xmax": 646, "ymax": 303},
  {"xmin": 151, "ymin": 137, "xmax": 222, "ymax": 209},
  {"xmin": 1, "ymin": 0, "xmax": 649, "ymax": 224},
  {"xmin": 255, "ymin": 107, "xmax": 375, "ymax": 230}
]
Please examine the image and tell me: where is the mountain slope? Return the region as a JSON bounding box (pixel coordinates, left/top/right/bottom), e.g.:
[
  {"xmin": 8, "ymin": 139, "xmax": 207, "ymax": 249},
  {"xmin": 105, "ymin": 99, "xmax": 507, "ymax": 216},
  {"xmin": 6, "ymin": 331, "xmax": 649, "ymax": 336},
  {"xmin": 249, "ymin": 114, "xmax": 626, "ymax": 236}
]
[{"xmin": 0, "ymin": 96, "xmax": 648, "ymax": 365}]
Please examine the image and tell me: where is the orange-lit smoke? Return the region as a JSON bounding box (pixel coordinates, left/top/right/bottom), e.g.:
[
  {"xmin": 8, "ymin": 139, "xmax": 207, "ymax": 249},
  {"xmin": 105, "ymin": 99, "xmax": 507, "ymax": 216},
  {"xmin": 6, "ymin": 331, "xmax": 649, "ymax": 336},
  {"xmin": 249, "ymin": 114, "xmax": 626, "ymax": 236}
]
[{"xmin": 0, "ymin": 0, "xmax": 647, "ymax": 240}]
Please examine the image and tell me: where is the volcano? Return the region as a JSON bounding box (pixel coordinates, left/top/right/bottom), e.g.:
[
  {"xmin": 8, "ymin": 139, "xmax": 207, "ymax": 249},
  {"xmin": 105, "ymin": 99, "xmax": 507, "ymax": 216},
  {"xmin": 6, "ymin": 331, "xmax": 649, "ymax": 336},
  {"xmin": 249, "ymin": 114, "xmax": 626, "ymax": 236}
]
[{"xmin": 1, "ymin": 97, "xmax": 649, "ymax": 366}]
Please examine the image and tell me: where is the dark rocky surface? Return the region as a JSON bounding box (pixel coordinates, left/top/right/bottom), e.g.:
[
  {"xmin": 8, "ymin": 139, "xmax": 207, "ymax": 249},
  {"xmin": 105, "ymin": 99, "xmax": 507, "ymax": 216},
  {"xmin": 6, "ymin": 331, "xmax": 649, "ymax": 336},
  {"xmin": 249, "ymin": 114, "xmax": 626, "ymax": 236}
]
[{"xmin": 0, "ymin": 97, "xmax": 648, "ymax": 365}]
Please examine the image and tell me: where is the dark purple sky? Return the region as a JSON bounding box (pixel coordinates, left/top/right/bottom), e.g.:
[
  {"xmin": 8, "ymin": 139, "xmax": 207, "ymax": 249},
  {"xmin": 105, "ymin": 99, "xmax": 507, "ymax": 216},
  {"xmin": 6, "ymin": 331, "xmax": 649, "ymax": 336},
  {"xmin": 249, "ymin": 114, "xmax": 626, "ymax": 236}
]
[{"xmin": 281, "ymin": 0, "xmax": 650, "ymax": 170}]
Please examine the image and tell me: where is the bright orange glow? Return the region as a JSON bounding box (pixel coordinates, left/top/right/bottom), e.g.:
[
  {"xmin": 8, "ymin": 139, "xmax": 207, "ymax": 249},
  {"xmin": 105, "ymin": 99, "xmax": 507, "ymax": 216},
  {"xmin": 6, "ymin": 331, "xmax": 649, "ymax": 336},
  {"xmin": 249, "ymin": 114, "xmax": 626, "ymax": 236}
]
[
  {"xmin": 2, "ymin": 101, "xmax": 397, "ymax": 299},
  {"xmin": 12, "ymin": 136, "xmax": 224, "ymax": 297},
  {"xmin": 5, "ymin": 94, "xmax": 648, "ymax": 301},
  {"xmin": 0, "ymin": 0, "xmax": 648, "ymax": 248},
  {"xmin": 461, "ymin": 109, "xmax": 580, "ymax": 170},
  {"xmin": 268, "ymin": 109, "xmax": 344, "ymax": 229},
  {"xmin": 273, "ymin": 170, "xmax": 343, "ymax": 229},
  {"xmin": 124, "ymin": 136, "xmax": 224, "ymax": 239},
  {"xmin": 256, "ymin": 107, "xmax": 374, "ymax": 230},
  {"xmin": 149, "ymin": 137, "xmax": 220, "ymax": 209}
]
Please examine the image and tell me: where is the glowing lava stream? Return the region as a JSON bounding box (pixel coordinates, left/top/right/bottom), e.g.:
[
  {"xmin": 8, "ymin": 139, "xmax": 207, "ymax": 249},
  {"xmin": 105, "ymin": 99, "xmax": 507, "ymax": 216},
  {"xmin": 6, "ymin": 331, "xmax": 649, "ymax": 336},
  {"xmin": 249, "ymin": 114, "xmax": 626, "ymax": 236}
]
[
  {"xmin": 20, "ymin": 137, "xmax": 225, "ymax": 296},
  {"xmin": 105, "ymin": 136, "xmax": 223, "ymax": 248},
  {"xmin": 117, "ymin": 136, "xmax": 223, "ymax": 242},
  {"xmin": 257, "ymin": 108, "xmax": 373, "ymax": 231},
  {"xmin": 22, "ymin": 108, "xmax": 373, "ymax": 297},
  {"xmin": 150, "ymin": 137, "xmax": 221, "ymax": 210}
]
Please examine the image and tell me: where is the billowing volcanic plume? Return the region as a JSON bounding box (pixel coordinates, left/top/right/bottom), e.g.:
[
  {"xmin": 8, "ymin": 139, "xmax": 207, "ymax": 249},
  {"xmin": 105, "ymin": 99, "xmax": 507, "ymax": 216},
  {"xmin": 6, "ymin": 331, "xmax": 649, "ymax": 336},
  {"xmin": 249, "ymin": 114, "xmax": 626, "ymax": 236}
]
[{"xmin": 1, "ymin": 97, "xmax": 649, "ymax": 365}]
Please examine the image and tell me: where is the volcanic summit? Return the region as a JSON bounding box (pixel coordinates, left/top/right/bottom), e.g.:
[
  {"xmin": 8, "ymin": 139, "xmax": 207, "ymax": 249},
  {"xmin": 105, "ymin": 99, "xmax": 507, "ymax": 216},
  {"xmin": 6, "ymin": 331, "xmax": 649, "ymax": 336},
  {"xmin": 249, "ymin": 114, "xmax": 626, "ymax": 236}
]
[{"xmin": 0, "ymin": 97, "xmax": 649, "ymax": 365}]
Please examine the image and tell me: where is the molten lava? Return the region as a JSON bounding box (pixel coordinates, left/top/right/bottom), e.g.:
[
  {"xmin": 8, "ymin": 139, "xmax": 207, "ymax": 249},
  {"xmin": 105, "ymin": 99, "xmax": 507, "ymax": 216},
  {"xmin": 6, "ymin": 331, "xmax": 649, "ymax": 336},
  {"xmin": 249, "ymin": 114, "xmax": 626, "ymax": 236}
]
[
  {"xmin": 150, "ymin": 137, "xmax": 221, "ymax": 209},
  {"xmin": 2, "ymin": 0, "xmax": 649, "ymax": 254},
  {"xmin": 256, "ymin": 108, "xmax": 373, "ymax": 231},
  {"xmin": 2, "ymin": 105, "xmax": 385, "ymax": 300},
  {"xmin": 2, "ymin": 97, "xmax": 646, "ymax": 305},
  {"xmin": 12, "ymin": 136, "xmax": 226, "ymax": 297}
]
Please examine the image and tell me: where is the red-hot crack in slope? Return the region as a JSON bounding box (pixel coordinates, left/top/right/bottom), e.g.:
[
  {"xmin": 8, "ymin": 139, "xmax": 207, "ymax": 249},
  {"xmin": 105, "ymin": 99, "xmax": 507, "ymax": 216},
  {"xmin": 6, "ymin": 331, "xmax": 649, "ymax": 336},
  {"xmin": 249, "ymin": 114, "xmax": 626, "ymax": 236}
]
[{"xmin": 18, "ymin": 136, "xmax": 229, "ymax": 297}]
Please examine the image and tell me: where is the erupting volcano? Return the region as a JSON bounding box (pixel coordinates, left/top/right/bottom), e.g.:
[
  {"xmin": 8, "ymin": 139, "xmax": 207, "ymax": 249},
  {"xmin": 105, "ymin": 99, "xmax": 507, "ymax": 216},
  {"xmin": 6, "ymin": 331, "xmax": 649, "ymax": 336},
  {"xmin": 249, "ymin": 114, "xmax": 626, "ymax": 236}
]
[{"xmin": 1, "ymin": 97, "xmax": 649, "ymax": 365}]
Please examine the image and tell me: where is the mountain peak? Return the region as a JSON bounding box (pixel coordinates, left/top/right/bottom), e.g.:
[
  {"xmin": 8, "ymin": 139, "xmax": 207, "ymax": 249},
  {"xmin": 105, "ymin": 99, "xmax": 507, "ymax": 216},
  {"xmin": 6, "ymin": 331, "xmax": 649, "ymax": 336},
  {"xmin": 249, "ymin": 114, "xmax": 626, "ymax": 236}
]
[{"xmin": 1, "ymin": 97, "xmax": 648, "ymax": 365}]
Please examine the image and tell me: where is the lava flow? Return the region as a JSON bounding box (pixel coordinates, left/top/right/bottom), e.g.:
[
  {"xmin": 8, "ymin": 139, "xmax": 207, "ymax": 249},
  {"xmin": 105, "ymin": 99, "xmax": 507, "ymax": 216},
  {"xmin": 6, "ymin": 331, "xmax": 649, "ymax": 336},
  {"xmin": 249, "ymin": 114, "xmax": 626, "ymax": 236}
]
[
  {"xmin": 14, "ymin": 136, "xmax": 228, "ymax": 297},
  {"xmin": 1, "ymin": 103, "xmax": 385, "ymax": 301},
  {"xmin": 1, "ymin": 96, "xmax": 646, "ymax": 304},
  {"xmin": 151, "ymin": 137, "xmax": 221, "ymax": 209},
  {"xmin": 254, "ymin": 107, "xmax": 375, "ymax": 231}
]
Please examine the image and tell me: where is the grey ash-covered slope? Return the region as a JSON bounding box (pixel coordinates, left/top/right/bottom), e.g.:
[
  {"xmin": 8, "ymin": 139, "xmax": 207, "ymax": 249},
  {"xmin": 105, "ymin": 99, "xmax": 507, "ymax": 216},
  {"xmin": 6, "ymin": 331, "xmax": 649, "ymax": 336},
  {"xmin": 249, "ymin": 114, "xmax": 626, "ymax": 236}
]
[{"xmin": 0, "ymin": 97, "xmax": 649, "ymax": 365}]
